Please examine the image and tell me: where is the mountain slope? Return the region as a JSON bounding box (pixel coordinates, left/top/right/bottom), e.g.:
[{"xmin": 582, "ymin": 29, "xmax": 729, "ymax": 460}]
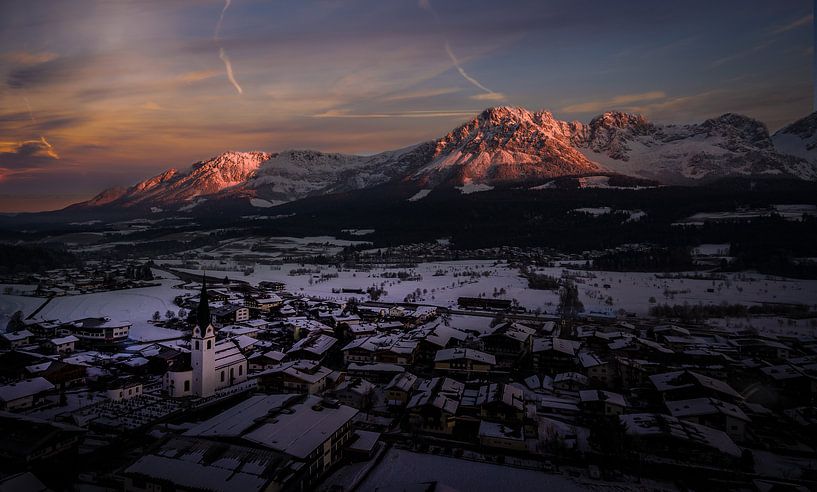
[
  {"xmin": 75, "ymin": 151, "xmax": 272, "ymax": 209},
  {"xmin": 574, "ymin": 112, "xmax": 816, "ymax": 183},
  {"xmin": 68, "ymin": 107, "xmax": 817, "ymax": 213}
]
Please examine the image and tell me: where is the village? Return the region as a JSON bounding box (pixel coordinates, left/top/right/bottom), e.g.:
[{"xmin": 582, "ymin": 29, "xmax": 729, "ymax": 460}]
[{"xmin": 0, "ymin": 254, "xmax": 816, "ymax": 492}]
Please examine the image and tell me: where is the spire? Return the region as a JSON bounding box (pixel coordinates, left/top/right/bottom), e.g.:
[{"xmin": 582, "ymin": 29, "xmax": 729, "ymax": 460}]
[{"xmin": 196, "ymin": 274, "xmax": 211, "ymax": 331}]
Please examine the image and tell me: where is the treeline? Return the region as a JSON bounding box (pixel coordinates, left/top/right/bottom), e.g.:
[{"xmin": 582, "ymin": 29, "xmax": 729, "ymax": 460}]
[
  {"xmin": 726, "ymin": 240, "xmax": 817, "ymax": 279},
  {"xmin": 593, "ymin": 247, "xmax": 694, "ymax": 272},
  {"xmin": 0, "ymin": 243, "xmax": 81, "ymax": 275},
  {"xmin": 650, "ymin": 302, "xmax": 811, "ymax": 320}
]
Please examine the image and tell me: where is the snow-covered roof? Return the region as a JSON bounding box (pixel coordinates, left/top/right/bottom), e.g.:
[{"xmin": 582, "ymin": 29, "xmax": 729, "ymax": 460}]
[
  {"xmin": 50, "ymin": 335, "xmax": 79, "ymax": 345},
  {"xmin": 620, "ymin": 413, "xmax": 741, "ymax": 457},
  {"xmin": 286, "ymin": 333, "xmax": 337, "ymax": 356},
  {"xmin": 385, "ymin": 372, "xmax": 418, "ymax": 393},
  {"xmin": 649, "ymin": 370, "xmax": 741, "ymax": 399},
  {"xmin": 0, "ymin": 377, "xmax": 54, "ymax": 402},
  {"xmin": 185, "ymin": 394, "xmax": 299, "ymax": 438},
  {"xmin": 666, "ymin": 397, "xmax": 750, "ymax": 421},
  {"xmin": 478, "ymin": 421, "xmax": 524, "ymax": 441},
  {"xmin": 1, "ymin": 330, "xmax": 33, "ymax": 342},
  {"xmin": 579, "ymin": 389, "xmax": 627, "ymax": 408},
  {"xmin": 434, "ymin": 348, "xmax": 495, "ymax": 365},
  {"xmin": 124, "ymin": 437, "xmax": 282, "ymax": 492},
  {"xmin": 243, "ymin": 395, "xmax": 358, "ymax": 459}
]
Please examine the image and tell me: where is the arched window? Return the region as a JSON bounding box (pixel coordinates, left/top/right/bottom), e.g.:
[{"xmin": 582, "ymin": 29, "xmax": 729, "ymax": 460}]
[
  {"xmin": 239, "ymin": 365, "xmax": 243, "ymax": 376},
  {"xmin": 221, "ymin": 371, "xmax": 225, "ymax": 382},
  {"xmin": 195, "ymin": 341, "xmax": 200, "ymax": 350},
  {"xmin": 207, "ymin": 340, "xmax": 212, "ymax": 350}
]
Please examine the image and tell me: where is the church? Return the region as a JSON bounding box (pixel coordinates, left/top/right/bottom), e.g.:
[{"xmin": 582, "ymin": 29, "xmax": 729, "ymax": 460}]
[{"xmin": 164, "ymin": 278, "xmax": 248, "ymax": 398}]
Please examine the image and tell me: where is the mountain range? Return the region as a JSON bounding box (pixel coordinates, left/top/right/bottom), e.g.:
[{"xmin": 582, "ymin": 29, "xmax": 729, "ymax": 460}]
[{"xmin": 69, "ymin": 106, "xmax": 817, "ymax": 214}]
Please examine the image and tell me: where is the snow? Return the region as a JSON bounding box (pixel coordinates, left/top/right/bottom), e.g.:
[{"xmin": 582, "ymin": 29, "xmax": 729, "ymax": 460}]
[
  {"xmin": 407, "ymin": 189, "xmax": 431, "ymax": 201},
  {"xmin": 31, "ymin": 279, "xmax": 185, "ymax": 342},
  {"xmin": 358, "ymin": 448, "xmax": 584, "ymax": 491},
  {"xmin": 457, "ymin": 183, "xmax": 494, "ymax": 194},
  {"xmin": 249, "ymin": 198, "xmax": 282, "ymax": 208}
]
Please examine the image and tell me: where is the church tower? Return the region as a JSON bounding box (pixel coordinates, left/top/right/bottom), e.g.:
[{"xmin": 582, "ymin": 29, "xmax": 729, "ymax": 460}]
[{"xmin": 191, "ymin": 276, "xmax": 216, "ymax": 397}]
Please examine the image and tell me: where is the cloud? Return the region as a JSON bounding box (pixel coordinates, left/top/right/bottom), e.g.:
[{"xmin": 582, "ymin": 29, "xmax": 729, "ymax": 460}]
[
  {"xmin": 1, "ymin": 51, "xmax": 59, "ymax": 65},
  {"xmin": 381, "ymin": 87, "xmax": 462, "ymax": 102},
  {"xmin": 770, "ymin": 14, "xmax": 813, "ymax": 35},
  {"xmin": 312, "ymin": 109, "xmax": 481, "ymax": 118},
  {"xmin": 470, "ymin": 92, "xmax": 507, "ymax": 101},
  {"xmin": 561, "ymin": 91, "xmax": 666, "ymax": 113},
  {"xmin": 0, "ymin": 138, "xmax": 61, "ymax": 179}
]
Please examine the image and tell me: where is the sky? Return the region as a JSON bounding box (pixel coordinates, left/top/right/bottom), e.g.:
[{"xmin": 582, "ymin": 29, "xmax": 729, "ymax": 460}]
[{"xmin": 0, "ymin": 0, "xmax": 812, "ymax": 212}]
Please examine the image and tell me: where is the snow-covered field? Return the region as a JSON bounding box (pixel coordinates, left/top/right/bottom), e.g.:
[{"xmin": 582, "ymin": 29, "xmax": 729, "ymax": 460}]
[
  {"xmin": 20, "ymin": 278, "xmax": 186, "ymax": 342},
  {"xmin": 175, "ymin": 261, "xmax": 817, "ymax": 320},
  {"xmin": 0, "ymin": 284, "xmax": 45, "ymax": 329},
  {"xmin": 357, "ymin": 449, "xmax": 584, "ymax": 492}
]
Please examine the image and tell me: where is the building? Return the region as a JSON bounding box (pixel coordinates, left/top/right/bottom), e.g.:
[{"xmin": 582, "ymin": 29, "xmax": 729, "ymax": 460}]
[
  {"xmin": 65, "ymin": 317, "xmax": 131, "ymax": 344},
  {"xmin": 211, "ymin": 304, "xmax": 250, "ymax": 324},
  {"xmin": 46, "ymin": 334, "xmax": 79, "ymax": 354},
  {"xmin": 256, "ymin": 360, "xmax": 337, "ymax": 394},
  {"xmin": 0, "ymin": 330, "xmax": 34, "ymax": 349},
  {"xmin": 0, "ymin": 377, "xmax": 55, "ymax": 411},
  {"xmin": 179, "ymin": 394, "xmax": 358, "ymax": 488},
  {"xmin": 665, "ymin": 397, "xmax": 751, "ymax": 442},
  {"xmin": 579, "ymin": 389, "xmax": 628, "ymax": 416},
  {"xmin": 385, "ymin": 372, "xmax": 418, "ymax": 407},
  {"xmin": 434, "ymin": 348, "xmax": 496, "ymax": 377},
  {"xmin": 163, "ymin": 279, "xmax": 248, "ymax": 398}
]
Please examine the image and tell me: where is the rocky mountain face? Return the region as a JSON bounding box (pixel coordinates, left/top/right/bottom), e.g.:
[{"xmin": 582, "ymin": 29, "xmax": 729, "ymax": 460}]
[
  {"xmin": 76, "ymin": 151, "xmax": 272, "ymax": 209},
  {"xmin": 72, "ymin": 107, "xmax": 817, "ymax": 212},
  {"xmin": 412, "ymin": 107, "xmax": 601, "ymax": 186}
]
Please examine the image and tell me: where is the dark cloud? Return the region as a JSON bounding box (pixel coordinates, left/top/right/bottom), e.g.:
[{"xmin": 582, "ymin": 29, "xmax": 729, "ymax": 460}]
[{"xmin": 0, "ymin": 139, "xmax": 59, "ymax": 170}]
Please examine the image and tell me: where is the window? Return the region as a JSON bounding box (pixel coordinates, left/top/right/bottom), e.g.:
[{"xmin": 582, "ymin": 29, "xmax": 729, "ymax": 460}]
[
  {"xmin": 207, "ymin": 340, "xmax": 212, "ymax": 350},
  {"xmin": 195, "ymin": 341, "xmax": 200, "ymax": 350},
  {"xmin": 239, "ymin": 365, "xmax": 243, "ymax": 376},
  {"xmin": 184, "ymin": 380, "xmax": 190, "ymax": 391},
  {"xmin": 221, "ymin": 371, "xmax": 225, "ymax": 382}
]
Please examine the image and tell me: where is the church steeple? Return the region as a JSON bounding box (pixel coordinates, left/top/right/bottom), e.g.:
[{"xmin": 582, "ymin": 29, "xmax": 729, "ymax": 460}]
[{"xmin": 196, "ymin": 275, "xmax": 211, "ymax": 330}]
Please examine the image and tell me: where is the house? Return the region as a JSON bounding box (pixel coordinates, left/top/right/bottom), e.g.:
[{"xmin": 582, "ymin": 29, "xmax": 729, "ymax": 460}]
[
  {"xmin": 0, "ymin": 377, "xmax": 55, "ymax": 411},
  {"xmin": 666, "ymin": 397, "xmax": 751, "ymax": 441},
  {"xmin": 478, "ymin": 421, "xmax": 527, "ymax": 452},
  {"xmin": 0, "ymin": 330, "xmax": 34, "ymax": 349},
  {"xmin": 245, "ymin": 294, "xmax": 283, "ymax": 312},
  {"xmin": 579, "ymin": 389, "xmax": 628, "ymax": 416},
  {"xmin": 248, "ymin": 350, "xmax": 286, "ymax": 371},
  {"xmin": 0, "ymin": 413, "xmax": 84, "ymax": 464},
  {"xmin": 553, "ymin": 372, "xmax": 589, "ymax": 392},
  {"xmin": 329, "ymin": 377, "xmax": 376, "ymax": 409},
  {"xmin": 211, "ymin": 304, "xmax": 250, "ymax": 325},
  {"xmin": 473, "ymin": 383, "xmax": 525, "ymax": 423},
  {"xmin": 346, "ymin": 362, "xmax": 405, "ymax": 383},
  {"xmin": 480, "ymin": 322, "xmax": 535, "ymax": 369},
  {"xmin": 530, "ymin": 337, "xmax": 579, "ymax": 374},
  {"xmin": 385, "ymin": 372, "xmax": 418, "ymax": 407},
  {"xmin": 46, "ymin": 334, "xmax": 79, "ymax": 354},
  {"xmin": 620, "ymin": 413, "xmax": 741, "ymax": 465},
  {"xmin": 650, "ymin": 370, "xmax": 742, "ymax": 403},
  {"xmin": 578, "ymin": 351, "xmax": 613, "ymax": 386},
  {"xmin": 433, "ymin": 348, "xmax": 496, "ymax": 377},
  {"xmin": 286, "ymin": 333, "xmax": 337, "ymax": 362},
  {"xmin": 407, "ymin": 377, "xmax": 465, "ymax": 435},
  {"xmin": 106, "ymin": 378, "xmax": 145, "ymax": 401},
  {"xmin": 256, "ymin": 360, "xmax": 337, "ymax": 394}
]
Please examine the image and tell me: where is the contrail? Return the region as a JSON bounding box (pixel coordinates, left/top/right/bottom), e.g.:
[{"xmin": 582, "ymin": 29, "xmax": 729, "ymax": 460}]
[
  {"xmin": 420, "ymin": 0, "xmax": 502, "ymax": 100},
  {"xmin": 23, "ymin": 97, "xmax": 59, "ymax": 159},
  {"xmin": 444, "ymin": 42, "xmax": 495, "ymax": 95},
  {"xmin": 214, "ymin": 0, "xmax": 243, "ymax": 95}
]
